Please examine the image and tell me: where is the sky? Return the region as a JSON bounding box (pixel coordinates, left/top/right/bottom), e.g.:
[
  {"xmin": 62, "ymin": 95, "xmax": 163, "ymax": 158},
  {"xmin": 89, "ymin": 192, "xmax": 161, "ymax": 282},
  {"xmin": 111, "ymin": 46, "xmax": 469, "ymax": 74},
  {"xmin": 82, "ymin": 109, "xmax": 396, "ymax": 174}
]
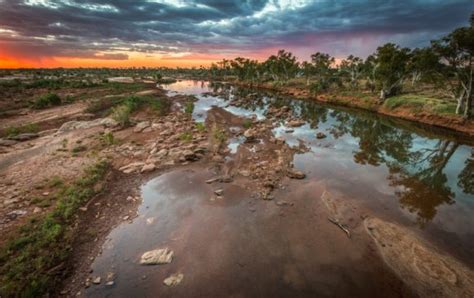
[{"xmin": 0, "ymin": 0, "xmax": 472, "ymax": 68}]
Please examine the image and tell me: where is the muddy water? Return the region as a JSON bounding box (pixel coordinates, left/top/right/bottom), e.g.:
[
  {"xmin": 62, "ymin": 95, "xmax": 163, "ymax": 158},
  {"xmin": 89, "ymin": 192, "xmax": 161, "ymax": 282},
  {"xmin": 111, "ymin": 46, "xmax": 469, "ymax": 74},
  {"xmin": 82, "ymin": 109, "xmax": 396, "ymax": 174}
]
[{"xmin": 85, "ymin": 80, "xmax": 474, "ymax": 297}]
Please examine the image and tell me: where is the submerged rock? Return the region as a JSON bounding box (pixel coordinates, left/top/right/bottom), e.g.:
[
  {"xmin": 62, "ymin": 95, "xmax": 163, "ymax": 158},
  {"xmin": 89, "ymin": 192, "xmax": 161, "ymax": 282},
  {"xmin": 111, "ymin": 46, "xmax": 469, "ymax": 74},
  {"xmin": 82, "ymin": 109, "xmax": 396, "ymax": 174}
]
[
  {"xmin": 139, "ymin": 248, "xmax": 174, "ymax": 265},
  {"xmin": 365, "ymin": 217, "xmax": 474, "ymax": 297},
  {"xmin": 163, "ymin": 273, "xmax": 184, "ymax": 287}
]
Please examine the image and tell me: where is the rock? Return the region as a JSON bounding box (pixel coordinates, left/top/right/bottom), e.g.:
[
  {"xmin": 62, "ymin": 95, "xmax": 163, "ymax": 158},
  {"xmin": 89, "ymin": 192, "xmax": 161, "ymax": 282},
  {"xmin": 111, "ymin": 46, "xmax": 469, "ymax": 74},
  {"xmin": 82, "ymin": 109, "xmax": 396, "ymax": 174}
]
[
  {"xmin": 287, "ymin": 119, "xmax": 305, "ymax": 127},
  {"xmin": 105, "ymin": 281, "xmax": 114, "ymax": 286},
  {"xmin": 134, "ymin": 121, "xmax": 150, "ymax": 133},
  {"xmin": 140, "ymin": 248, "xmax": 174, "ymax": 265},
  {"xmin": 0, "ymin": 139, "xmax": 18, "ymax": 146},
  {"xmin": 183, "ymin": 150, "xmax": 199, "ymax": 161},
  {"xmin": 38, "ymin": 129, "xmax": 57, "ymax": 137},
  {"xmin": 8, "ymin": 133, "xmax": 38, "ymax": 141},
  {"xmin": 243, "ymin": 128, "xmax": 257, "ymax": 142},
  {"xmin": 239, "ymin": 170, "xmax": 250, "ymax": 177},
  {"xmin": 6, "ymin": 210, "xmax": 27, "ymax": 220},
  {"xmin": 92, "ymin": 277, "xmax": 101, "ymax": 285},
  {"xmin": 219, "ymin": 175, "xmax": 233, "ymax": 183},
  {"xmin": 287, "ymin": 169, "xmax": 306, "ymax": 179},
  {"xmin": 316, "ymin": 132, "xmax": 327, "ymax": 139},
  {"xmin": 119, "ymin": 162, "xmax": 145, "ymax": 173},
  {"xmin": 33, "ymin": 207, "xmax": 42, "ymax": 213},
  {"xmin": 214, "ymin": 189, "xmax": 224, "ymax": 196},
  {"xmin": 57, "ymin": 118, "xmax": 114, "ymax": 133},
  {"xmin": 140, "ymin": 163, "xmax": 156, "ymax": 173},
  {"xmin": 365, "ymin": 217, "xmax": 474, "ymax": 297},
  {"xmin": 163, "ymin": 273, "xmax": 184, "ymax": 287}
]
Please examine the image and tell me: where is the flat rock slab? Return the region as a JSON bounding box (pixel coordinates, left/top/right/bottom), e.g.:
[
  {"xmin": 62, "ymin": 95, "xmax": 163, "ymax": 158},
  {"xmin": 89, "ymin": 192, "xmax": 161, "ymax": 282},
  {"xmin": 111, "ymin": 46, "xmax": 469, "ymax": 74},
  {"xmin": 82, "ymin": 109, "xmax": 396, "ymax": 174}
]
[
  {"xmin": 365, "ymin": 217, "xmax": 474, "ymax": 297},
  {"xmin": 139, "ymin": 248, "xmax": 174, "ymax": 265}
]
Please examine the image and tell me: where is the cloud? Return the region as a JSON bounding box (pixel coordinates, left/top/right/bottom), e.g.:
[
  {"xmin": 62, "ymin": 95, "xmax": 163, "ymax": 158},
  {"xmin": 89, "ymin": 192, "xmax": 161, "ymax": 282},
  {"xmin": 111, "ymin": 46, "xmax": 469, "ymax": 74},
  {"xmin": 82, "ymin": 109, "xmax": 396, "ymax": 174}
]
[{"xmin": 0, "ymin": 0, "xmax": 472, "ymax": 65}]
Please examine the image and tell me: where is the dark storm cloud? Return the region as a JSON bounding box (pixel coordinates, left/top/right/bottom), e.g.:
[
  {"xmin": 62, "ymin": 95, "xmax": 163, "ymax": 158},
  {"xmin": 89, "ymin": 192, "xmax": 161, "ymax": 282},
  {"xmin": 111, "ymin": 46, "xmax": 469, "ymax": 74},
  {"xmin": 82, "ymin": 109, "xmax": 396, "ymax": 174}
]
[{"xmin": 0, "ymin": 0, "xmax": 472, "ymax": 60}]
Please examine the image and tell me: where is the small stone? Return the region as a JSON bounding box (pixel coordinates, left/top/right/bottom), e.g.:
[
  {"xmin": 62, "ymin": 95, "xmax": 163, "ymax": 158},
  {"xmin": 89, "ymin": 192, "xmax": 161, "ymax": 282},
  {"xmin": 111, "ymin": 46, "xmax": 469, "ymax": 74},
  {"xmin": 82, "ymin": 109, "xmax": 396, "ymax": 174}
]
[
  {"xmin": 214, "ymin": 189, "xmax": 224, "ymax": 196},
  {"xmin": 79, "ymin": 207, "xmax": 88, "ymax": 212},
  {"xmin": 92, "ymin": 277, "xmax": 101, "ymax": 284},
  {"xmin": 140, "ymin": 163, "xmax": 156, "ymax": 173},
  {"xmin": 287, "ymin": 169, "xmax": 306, "ymax": 179},
  {"xmin": 140, "ymin": 248, "xmax": 174, "ymax": 265},
  {"xmin": 163, "ymin": 273, "xmax": 184, "ymax": 287},
  {"xmin": 123, "ymin": 215, "xmax": 130, "ymax": 220},
  {"xmin": 105, "ymin": 281, "xmax": 114, "ymax": 286},
  {"xmin": 33, "ymin": 207, "xmax": 42, "ymax": 213}
]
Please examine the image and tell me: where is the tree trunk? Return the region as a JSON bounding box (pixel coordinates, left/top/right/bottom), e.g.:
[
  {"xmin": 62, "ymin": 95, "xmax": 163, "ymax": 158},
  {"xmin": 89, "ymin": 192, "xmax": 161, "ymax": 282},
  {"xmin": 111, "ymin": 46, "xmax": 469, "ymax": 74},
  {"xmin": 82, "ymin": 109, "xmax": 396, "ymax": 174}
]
[
  {"xmin": 379, "ymin": 89, "xmax": 386, "ymax": 102},
  {"xmin": 464, "ymin": 92, "xmax": 472, "ymax": 119},
  {"xmin": 456, "ymin": 89, "xmax": 465, "ymax": 115}
]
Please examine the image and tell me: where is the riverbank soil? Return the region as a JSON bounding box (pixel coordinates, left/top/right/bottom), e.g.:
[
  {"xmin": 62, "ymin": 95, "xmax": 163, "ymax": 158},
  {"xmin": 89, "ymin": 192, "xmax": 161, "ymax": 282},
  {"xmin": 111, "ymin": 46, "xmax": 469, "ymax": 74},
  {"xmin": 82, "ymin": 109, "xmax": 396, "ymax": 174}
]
[{"xmin": 1, "ymin": 80, "xmax": 473, "ymax": 297}]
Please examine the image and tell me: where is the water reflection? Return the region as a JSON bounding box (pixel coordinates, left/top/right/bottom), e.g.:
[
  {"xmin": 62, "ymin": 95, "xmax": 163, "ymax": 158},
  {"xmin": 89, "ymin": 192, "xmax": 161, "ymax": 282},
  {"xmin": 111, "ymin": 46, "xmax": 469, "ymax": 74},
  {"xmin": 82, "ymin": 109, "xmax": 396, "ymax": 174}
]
[{"xmin": 164, "ymin": 80, "xmax": 474, "ymax": 226}]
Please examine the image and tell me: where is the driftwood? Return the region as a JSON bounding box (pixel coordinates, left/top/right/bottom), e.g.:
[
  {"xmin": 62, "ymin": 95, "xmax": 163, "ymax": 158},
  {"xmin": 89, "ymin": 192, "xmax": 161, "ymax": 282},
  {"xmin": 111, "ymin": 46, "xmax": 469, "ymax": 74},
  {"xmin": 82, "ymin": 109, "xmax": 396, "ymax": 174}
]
[{"xmin": 328, "ymin": 217, "xmax": 351, "ymax": 238}]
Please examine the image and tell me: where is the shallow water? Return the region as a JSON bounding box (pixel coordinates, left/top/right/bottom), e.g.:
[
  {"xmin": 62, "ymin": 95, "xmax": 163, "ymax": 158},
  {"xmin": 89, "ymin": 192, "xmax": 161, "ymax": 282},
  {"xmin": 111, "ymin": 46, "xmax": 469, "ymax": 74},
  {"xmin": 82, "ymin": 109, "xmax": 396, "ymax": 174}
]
[{"xmin": 85, "ymin": 80, "xmax": 474, "ymax": 296}]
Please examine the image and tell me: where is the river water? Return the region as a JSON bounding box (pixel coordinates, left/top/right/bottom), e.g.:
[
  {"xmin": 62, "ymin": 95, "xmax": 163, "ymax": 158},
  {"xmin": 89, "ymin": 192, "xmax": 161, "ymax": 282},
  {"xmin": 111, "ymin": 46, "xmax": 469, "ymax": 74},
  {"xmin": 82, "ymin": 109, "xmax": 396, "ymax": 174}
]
[{"xmin": 85, "ymin": 80, "xmax": 474, "ymax": 297}]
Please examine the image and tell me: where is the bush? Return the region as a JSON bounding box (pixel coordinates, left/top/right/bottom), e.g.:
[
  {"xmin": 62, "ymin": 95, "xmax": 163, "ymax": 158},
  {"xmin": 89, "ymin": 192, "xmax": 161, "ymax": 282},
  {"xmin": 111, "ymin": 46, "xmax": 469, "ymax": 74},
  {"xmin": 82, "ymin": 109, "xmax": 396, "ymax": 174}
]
[
  {"xmin": 32, "ymin": 93, "xmax": 61, "ymax": 109},
  {"xmin": 4, "ymin": 123, "xmax": 39, "ymax": 137},
  {"xmin": 184, "ymin": 101, "xmax": 194, "ymax": 114},
  {"xmin": 110, "ymin": 105, "xmax": 132, "ymax": 126},
  {"xmin": 243, "ymin": 119, "xmax": 252, "ymax": 129}
]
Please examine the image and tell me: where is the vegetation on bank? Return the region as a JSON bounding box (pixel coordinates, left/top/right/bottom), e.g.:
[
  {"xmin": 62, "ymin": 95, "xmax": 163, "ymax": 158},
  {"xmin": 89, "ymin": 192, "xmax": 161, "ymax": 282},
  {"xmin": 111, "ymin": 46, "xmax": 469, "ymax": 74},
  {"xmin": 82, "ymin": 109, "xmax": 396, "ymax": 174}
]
[
  {"xmin": 207, "ymin": 13, "xmax": 473, "ymax": 119},
  {"xmin": 0, "ymin": 160, "xmax": 109, "ymax": 297}
]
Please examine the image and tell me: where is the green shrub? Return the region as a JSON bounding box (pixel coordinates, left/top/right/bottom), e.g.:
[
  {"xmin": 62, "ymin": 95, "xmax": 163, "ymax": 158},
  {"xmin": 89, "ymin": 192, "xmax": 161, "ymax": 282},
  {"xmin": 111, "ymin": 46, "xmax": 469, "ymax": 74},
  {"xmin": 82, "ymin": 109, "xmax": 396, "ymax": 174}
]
[
  {"xmin": 243, "ymin": 119, "xmax": 252, "ymax": 129},
  {"xmin": 179, "ymin": 131, "xmax": 193, "ymax": 142},
  {"xmin": 184, "ymin": 101, "xmax": 194, "ymax": 114},
  {"xmin": 32, "ymin": 93, "xmax": 61, "ymax": 109},
  {"xmin": 196, "ymin": 122, "xmax": 206, "ymax": 132},
  {"xmin": 110, "ymin": 105, "xmax": 132, "ymax": 126},
  {"xmin": 212, "ymin": 127, "xmax": 227, "ymax": 144},
  {"xmin": 4, "ymin": 123, "xmax": 39, "ymax": 137},
  {"xmin": 0, "ymin": 161, "xmax": 109, "ymax": 296}
]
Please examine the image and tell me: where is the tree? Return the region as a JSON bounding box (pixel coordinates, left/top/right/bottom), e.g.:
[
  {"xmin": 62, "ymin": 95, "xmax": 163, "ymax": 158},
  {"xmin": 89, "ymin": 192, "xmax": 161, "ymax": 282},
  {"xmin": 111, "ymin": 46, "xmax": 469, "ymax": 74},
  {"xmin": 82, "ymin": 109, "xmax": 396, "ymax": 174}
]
[
  {"xmin": 340, "ymin": 55, "xmax": 364, "ymax": 89},
  {"xmin": 431, "ymin": 14, "xmax": 474, "ymax": 118},
  {"xmin": 407, "ymin": 48, "xmax": 439, "ymax": 86},
  {"xmin": 372, "ymin": 43, "xmax": 411, "ymax": 101},
  {"xmin": 309, "ymin": 52, "xmax": 337, "ymax": 93},
  {"xmin": 263, "ymin": 50, "xmax": 299, "ymax": 83},
  {"xmin": 301, "ymin": 61, "xmax": 314, "ymax": 86}
]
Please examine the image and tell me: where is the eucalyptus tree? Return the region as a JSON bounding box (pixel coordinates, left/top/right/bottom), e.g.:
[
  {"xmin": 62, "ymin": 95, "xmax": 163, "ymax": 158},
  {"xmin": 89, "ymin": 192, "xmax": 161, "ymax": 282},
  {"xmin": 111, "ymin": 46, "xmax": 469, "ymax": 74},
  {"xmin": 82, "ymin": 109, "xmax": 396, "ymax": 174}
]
[
  {"xmin": 309, "ymin": 52, "xmax": 337, "ymax": 93},
  {"xmin": 340, "ymin": 55, "xmax": 364, "ymax": 89},
  {"xmin": 431, "ymin": 14, "xmax": 474, "ymax": 118},
  {"xmin": 407, "ymin": 48, "xmax": 439, "ymax": 87},
  {"xmin": 372, "ymin": 43, "xmax": 411, "ymax": 101},
  {"xmin": 301, "ymin": 61, "xmax": 314, "ymax": 86},
  {"xmin": 263, "ymin": 50, "xmax": 299, "ymax": 84}
]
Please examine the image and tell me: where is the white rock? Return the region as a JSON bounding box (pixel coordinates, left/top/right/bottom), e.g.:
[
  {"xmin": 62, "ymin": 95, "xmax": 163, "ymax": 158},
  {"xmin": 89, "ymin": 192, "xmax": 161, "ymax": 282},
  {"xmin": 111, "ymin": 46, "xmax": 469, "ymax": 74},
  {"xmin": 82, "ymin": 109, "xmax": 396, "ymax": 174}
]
[
  {"xmin": 140, "ymin": 248, "xmax": 173, "ymax": 265},
  {"xmin": 163, "ymin": 273, "xmax": 184, "ymax": 287}
]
